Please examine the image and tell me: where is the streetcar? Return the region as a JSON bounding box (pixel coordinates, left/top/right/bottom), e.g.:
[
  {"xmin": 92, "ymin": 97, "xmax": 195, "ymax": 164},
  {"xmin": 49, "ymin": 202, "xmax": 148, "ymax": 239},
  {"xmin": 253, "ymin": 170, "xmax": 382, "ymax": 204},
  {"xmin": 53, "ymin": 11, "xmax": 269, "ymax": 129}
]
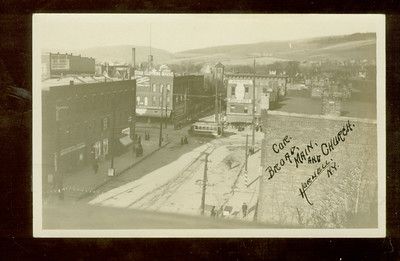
[{"xmin": 188, "ymin": 121, "xmax": 223, "ymax": 137}]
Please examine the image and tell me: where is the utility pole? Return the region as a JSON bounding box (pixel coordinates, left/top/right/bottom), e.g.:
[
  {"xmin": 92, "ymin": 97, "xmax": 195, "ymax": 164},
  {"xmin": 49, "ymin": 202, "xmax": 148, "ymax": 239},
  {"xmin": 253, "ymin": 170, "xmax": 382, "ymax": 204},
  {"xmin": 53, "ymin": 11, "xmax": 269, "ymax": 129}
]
[
  {"xmin": 184, "ymin": 82, "xmax": 188, "ymax": 121},
  {"xmin": 131, "ymin": 48, "xmax": 136, "ymax": 155},
  {"xmin": 251, "ymin": 58, "xmax": 256, "ymax": 154},
  {"xmin": 245, "ymin": 134, "xmax": 249, "ymax": 171},
  {"xmin": 201, "ymin": 153, "xmax": 209, "ymax": 215},
  {"xmin": 165, "ymin": 86, "xmax": 168, "ymax": 128},
  {"xmin": 109, "ymin": 92, "xmax": 116, "ymax": 176},
  {"xmin": 159, "ymin": 85, "xmax": 164, "ymax": 147},
  {"xmin": 214, "ymin": 73, "xmax": 218, "ymax": 123}
]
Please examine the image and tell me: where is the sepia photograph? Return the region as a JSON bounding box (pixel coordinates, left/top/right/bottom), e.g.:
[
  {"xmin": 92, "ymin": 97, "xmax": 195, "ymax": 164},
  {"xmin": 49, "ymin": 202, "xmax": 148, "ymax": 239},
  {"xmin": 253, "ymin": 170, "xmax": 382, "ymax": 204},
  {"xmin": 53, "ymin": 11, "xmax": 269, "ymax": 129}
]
[{"xmin": 32, "ymin": 14, "xmax": 386, "ymax": 237}]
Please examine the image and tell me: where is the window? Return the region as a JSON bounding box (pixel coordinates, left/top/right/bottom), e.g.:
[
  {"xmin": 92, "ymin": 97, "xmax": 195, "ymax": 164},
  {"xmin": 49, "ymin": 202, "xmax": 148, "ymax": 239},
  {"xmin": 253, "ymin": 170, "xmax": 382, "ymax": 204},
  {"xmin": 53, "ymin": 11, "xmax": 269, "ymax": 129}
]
[
  {"xmin": 245, "ymin": 86, "xmax": 249, "ymax": 93},
  {"xmin": 103, "ymin": 138, "xmax": 109, "ymax": 155},
  {"xmin": 94, "ymin": 141, "xmax": 101, "ymax": 159},
  {"xmin": 167, "ymin": 96, "xmax": 170, "ymax": 104},
  {"xmin": 103, "ymin": 117, "xmax": 108, "ymax": 130},
  {"xmin": 159, "ymin": 97, "xmax": 162, "ymax": 107},
  {"xmin": 152, "ymin": 83, "xmax": 156, "ymax": 92},
  {"xmin": 137, "ymin": 96, "xmax": 140, "ymax": 104},
  {"xmin": 231, "ymin": 86, "xmax": 235, "ymax": 96},
  {"xmin": 160, "ymin": 84, "xmax": 164, "ymax": 93},
  {"xmin": 263, "ymin": 87, "xmax": 268, "ymax": 94},
  {"xmin": 167, "ymin": 84, "xmax": 171, "ymax": 92},
  {"xmin": 144, "ymin": 96, "xmax": 148, "ymax": 106},
  {"xmin": 230, "ymin": 105, "xmax": 235, "ymax": 112},
  {"xmin": 152, "ymin": 96, "xmax": 157, "ymax": 105},
  {"xmin": 244, "ymin": 107, "xmax": 248, "ymax": 113}
]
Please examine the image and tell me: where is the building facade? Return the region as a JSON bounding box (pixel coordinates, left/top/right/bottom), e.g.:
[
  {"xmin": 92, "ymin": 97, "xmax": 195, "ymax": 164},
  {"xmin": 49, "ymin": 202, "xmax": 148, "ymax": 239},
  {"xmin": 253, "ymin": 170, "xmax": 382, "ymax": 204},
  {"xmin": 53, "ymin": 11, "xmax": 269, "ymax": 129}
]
[
  {"xmin": 134, "ymin": 71, "xmax": 174, "ymax": 119},
  {"xmin": 172, "ymin": 75, "xmax": 210, "ymax": 128},
  {"xmin": 41, "ymin": 52, "xmax": 96, "ymax": 79},
  {"xmin": 225, "ymin": 73, "xmax": 287, "ymax": 123},
  {"xmin": 42, "ymin": 79, "xmax": 136, "ymax": 193}
]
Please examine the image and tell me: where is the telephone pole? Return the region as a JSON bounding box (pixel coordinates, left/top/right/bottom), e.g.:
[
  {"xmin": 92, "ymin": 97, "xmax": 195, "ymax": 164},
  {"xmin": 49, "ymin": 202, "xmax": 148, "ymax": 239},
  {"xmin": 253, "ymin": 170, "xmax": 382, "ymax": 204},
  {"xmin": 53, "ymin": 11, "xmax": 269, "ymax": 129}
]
[
  {"xmin": 165, "ymin": 87, "xmax": 168, "ymax": 128},
  {"xmin": 131, "ymin": 48, "xmax": 136, "ymax": 155},
  {"xmin": 214, "ymin": 73, "xmax": 218, "ymax": 123},
  {"xmin": 159, "ymin": 85, "xmax": 164, "ymax": 147},
  {"xmin": 245, "ymin": 134, "xmax": 249, "ymax": 171},
  {"xmin": 251, "ymin": 58, "xmax": 256, "ymax": 154},
  {"xmin": 109, "ymin": 92, "xmax": 116, "ymax": 176},
  {"xmin": 201, "ymin": 153, "xmax": 209, "ymax": 216}
]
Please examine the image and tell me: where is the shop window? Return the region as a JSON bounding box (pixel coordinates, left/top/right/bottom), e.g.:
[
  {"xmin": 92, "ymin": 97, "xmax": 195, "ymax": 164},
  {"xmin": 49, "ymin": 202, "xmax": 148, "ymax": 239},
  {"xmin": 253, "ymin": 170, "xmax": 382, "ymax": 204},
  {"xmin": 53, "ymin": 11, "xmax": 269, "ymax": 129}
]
[
  {"xmin": 94, "ymin": 141, "xmax": 101, "ymax": 159},
  {"xmin": 103, "ymin": 138, "xmax": 109, "ymax": 155},
  {"xmin": 103, "ymin": 117, "xmax": 108, "ymax": 130}
]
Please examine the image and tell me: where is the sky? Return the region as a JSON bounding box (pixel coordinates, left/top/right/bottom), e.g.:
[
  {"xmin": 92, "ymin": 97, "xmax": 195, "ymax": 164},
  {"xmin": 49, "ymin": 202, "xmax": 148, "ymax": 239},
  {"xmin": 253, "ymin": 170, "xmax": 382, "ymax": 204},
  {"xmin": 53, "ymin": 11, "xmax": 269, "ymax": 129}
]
[{"xmin": 34, "ymin": 14, "xmax": 383, "ymax": 53}]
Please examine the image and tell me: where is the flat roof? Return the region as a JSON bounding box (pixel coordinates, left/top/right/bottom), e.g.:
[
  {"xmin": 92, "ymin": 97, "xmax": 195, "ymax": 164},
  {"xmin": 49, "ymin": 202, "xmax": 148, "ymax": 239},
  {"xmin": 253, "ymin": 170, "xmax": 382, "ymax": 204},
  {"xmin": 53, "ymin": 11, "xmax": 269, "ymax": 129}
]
[{"xmin": 41, "ymin": 75, "xmax": 127, "ymax": 90}]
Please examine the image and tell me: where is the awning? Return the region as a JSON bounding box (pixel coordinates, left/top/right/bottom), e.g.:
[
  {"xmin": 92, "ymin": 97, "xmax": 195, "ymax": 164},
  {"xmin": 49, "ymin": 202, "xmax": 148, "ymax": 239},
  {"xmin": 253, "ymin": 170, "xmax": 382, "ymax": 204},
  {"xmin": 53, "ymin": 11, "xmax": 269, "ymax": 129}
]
[{"xmin": 119, "ymin": 136, "xmax": 133, "ymax": 146}]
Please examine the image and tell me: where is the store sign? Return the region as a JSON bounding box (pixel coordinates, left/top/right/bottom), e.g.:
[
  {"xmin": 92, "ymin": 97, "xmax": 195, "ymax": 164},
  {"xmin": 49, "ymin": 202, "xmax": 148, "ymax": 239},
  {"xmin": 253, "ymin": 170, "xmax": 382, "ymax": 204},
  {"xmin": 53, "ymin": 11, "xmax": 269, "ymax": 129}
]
[{"xmin": 51, "ymin": 57, "xmax": 70, "ymax": 70}]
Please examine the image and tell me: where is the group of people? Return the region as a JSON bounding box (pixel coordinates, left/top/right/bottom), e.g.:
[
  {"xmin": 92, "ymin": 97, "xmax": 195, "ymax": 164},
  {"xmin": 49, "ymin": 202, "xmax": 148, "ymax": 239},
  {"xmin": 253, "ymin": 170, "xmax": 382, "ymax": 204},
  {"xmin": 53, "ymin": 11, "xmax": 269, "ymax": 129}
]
[
  {"xmin": 210, "ymin": 203, "xmax": 248, "ymax": 218},
  {"xmin": 144, "ymin": 131, "xmax": 151, "ymax": 141},
  {"xmin": 180, "ymin": 135, "xmax": 189, "ymax": 145}
]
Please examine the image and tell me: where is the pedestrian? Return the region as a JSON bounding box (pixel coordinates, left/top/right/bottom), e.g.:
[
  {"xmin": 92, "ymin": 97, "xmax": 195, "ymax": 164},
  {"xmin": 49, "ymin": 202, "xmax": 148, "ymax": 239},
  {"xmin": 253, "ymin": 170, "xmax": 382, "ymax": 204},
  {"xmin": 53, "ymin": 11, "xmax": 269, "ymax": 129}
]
[
  {"xmin": 210, "ymin": 206, "xmax": 216, "ymax": 218},
  {"xmin": 181, "ymin": 137, "xmax": 184, "ymax": 145},
  {"xmin": 242, "ymin": 202, "xmax": 248, "ymax": 218},
  {"xmin": 184, "ymin": 136, "xmax": 188, "ymax": 144},
  {"xmin": 93, "ymin": 160, "xmax": 99, "ymax": 174},
  {"xmin": 136, "ymin": 142, "xmax": 143, "ymax": 157}
]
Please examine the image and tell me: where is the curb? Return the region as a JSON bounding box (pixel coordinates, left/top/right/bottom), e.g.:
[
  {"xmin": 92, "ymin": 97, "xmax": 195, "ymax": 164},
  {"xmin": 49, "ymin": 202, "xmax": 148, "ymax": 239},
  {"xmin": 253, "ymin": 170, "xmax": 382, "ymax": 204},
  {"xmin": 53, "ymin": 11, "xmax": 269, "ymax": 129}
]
[{"xmin": 78, "ymin": 141, "xmax": 171, "ymax": 200}]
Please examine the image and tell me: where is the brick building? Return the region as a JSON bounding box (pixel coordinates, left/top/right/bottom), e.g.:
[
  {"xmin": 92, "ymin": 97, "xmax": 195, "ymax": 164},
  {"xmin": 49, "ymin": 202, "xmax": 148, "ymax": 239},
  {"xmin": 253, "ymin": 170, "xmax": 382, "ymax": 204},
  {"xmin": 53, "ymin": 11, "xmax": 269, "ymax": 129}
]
[
  {"xmin": 257, "ymin": 110, "xmax": 377, "ymax": 228},
  {"xmin": 134, "ymin": 70, "xmax": 174, "ymax": 119},
  {"xmin": 172, "ymin": 75, "xmax": 210, "ymax": 127},
  {"xmin": 42, "ymin": 78, "xmax": 136, "ymax": 193},
  {"xmin": 225, "ymin": 73, "xmax": 287, "ymax": 123},
  {"xmin": 41, "ymin": 52, "xmax": 96, "ymax": 79}
]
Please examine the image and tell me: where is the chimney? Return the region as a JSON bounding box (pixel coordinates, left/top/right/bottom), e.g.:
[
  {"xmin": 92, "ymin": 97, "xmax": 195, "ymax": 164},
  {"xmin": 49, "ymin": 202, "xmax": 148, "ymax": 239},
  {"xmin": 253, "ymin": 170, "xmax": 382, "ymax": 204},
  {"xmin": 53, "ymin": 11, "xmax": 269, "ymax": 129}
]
[{"xmin": 131, "ymin": 48, "xmax": 136, "ymax": 80}]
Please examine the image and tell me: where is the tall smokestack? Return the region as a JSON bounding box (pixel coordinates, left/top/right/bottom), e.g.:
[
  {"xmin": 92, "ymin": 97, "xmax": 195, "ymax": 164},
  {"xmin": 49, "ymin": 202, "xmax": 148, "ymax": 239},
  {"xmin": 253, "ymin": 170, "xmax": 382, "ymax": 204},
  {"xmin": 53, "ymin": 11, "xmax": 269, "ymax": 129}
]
[{"xmin": 131, "ymin": 48, "xmax": 136, "ymax": 79}]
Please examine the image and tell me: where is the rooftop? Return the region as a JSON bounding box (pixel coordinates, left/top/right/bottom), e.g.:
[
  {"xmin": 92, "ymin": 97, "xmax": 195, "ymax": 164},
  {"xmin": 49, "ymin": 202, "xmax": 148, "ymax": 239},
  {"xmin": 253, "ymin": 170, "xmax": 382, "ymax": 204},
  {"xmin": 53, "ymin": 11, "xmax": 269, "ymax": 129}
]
[
  {"xmin": 41, "ymin": 75, "xmax": 127, "ymax": 90},
  {"xmin": 225, "ymin": 73, "xmax": 288, "ymax": 79}
]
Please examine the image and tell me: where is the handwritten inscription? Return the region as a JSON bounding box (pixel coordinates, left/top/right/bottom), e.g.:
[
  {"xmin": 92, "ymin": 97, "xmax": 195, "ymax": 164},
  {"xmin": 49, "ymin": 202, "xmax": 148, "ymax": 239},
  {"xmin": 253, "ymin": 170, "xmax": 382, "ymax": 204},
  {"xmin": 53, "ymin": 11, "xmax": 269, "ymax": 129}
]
[
  {"xmin": 298, "ymin": 159, "xmax": 339, "ymax": 205},
  {"xmin": 264, "ymin": 120, "xmax": 356, "ymax": 206}
]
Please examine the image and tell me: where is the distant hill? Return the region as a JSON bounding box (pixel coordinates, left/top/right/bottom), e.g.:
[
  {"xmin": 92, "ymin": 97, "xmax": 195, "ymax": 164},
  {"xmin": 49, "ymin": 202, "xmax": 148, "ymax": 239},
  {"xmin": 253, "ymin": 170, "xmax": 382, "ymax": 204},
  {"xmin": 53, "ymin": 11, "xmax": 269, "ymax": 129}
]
[
  {"xmin": 173, "ymin": 33, "xmax": 376, "ymax": 65},
  {"xmin": 77, "ymin": 45, "xmax": 174, "ymax": 65},
  {"xmin": 42, "ymin": 33, "xmax": 376, "ymax": 66}
]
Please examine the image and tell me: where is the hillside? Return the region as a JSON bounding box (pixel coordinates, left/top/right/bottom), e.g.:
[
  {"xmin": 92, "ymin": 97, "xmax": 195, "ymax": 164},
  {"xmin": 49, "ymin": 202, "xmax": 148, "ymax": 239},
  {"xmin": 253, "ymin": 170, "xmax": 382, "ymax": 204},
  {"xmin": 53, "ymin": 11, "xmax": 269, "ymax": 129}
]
[
  {"xmin": 174, "ymin": 33, "xmax": 376, "ymax": 64},
  {"xmin": 43, "ymin": 33, "xmax": 376, "ymax": 66},
  {"xmin": 78, "ymin": 45, "xmax": 174, "ymax": 65}
]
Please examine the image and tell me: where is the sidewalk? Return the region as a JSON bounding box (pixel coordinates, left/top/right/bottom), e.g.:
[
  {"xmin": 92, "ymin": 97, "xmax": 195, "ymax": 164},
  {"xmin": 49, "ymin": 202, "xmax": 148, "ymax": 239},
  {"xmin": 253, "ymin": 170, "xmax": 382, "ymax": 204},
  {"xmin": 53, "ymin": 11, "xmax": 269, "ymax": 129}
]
[
  {"xmin": 223, "ymin": 150, "xmax": 261, "ymax": 222},
  {"xmin": 55, "ymin": 131, "xmax": 170, "ymax": 199}
]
